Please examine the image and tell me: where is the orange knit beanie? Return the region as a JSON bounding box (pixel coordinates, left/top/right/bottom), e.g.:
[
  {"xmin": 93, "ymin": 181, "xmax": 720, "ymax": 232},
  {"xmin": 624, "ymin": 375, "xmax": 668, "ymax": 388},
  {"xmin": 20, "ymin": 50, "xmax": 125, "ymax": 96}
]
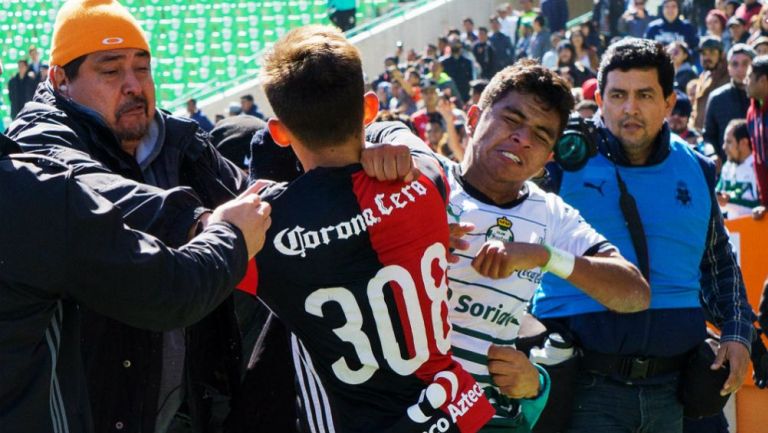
[{"xmin": 50, "ymin": 0, "xmax": 150, "ymax": 66}]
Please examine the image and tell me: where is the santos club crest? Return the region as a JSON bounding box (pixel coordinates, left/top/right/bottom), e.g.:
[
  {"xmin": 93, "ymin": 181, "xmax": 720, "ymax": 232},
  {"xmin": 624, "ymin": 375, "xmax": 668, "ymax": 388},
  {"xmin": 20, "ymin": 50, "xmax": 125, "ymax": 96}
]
[{"xmin": 485, "ymin": 217, "xmax": 514, "ymax": 242}]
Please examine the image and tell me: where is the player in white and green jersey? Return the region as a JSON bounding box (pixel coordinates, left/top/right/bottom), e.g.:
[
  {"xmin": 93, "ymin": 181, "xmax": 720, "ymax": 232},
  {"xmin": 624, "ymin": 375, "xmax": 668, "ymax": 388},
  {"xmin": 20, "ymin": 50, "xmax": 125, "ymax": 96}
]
[
  {"xmin": 444, "ymin": 163, "xmax": 613, "ymax": 431},
  {"xmin": 439, "ymin": 60, "xmax": 651, "ymax": 432},
  {"xmin": 717, "ymin": 119, "xmax": 760, "ymax": 218}
]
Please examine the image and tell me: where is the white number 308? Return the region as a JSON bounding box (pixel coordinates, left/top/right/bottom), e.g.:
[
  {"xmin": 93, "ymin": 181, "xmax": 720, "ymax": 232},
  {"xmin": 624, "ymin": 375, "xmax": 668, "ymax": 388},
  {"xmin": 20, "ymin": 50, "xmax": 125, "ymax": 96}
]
[{"xmin": 304, "ymin": 242, "xmax": 451, "ymax": 385}]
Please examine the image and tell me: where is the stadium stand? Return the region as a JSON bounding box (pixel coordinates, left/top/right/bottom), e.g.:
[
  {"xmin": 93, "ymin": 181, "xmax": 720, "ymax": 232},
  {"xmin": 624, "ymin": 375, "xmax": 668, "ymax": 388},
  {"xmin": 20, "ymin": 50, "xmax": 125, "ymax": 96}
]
[{"xmin": 0, "ymin": 0, "xmax": 399, "ymax": 126}]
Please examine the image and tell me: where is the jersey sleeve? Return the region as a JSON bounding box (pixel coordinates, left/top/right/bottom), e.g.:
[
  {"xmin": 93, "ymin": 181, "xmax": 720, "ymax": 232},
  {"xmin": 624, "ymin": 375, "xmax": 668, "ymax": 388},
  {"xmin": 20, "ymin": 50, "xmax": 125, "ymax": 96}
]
[{"xmin": 547, "ymin": 193, "xmax": 615, "ymax": 256}]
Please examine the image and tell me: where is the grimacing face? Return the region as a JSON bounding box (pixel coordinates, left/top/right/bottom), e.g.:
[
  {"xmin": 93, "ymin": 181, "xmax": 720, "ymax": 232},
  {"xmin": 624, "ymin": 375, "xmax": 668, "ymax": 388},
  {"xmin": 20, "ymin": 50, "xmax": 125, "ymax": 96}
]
[
  {"xmin": 65, "ymin": 48, "xmax": 156, "ymax": 148},
  {"xmin": 462, "ymin": 90, "xmax": 560, "ymax": 203}
]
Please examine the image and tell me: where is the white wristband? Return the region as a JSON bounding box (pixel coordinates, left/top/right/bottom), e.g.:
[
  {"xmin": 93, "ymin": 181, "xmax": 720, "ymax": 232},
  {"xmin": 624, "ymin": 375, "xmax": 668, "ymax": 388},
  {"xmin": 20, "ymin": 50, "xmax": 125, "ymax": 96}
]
[{"xmin": 542, "ymin": 245, "xmax": 575, "ymax": 279}]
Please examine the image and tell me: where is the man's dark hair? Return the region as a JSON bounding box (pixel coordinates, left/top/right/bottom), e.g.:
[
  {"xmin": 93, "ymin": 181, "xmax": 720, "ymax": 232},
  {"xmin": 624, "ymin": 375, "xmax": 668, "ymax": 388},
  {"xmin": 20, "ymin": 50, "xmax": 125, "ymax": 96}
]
[
  {"xmin": 463, "ymin": 18, "xmax": 474, "ymax": 25},
  {"xmin": 751, "ymin": 55, "xmax": 768, "ymax": 79},
  {"xmin": 478, "ymin": 59, "xmax": 574, "ymax": 136},
  {"xmin": 241, "ymin": 94, "xmax": 255, "ymax": 102},
  {"xmin": 727, "ymin": 118, "xmax": 751, "ymax": 147},
  {"xmin": 188, "ymin": 98, "xmax": 197, "ymax": 104},
  {"xmin": 597, "ymin": 38, "xmax": 675, "ymax": 98},
  {"xmin": 478, "ymin": 26, "xmax": 489, "ymax": 34},
  {"xmin": 17, "ymin": 59, "xmax": 29, "ymax": 66},
  {"xmin": 62, "ymin": 54, "xmax": 87, "ymax": 81},
  {"xmin": 534, "ymin": 15, "xmax": 546, "ymax": 27},
  {"xmin": 262, "ymin": 25, "xmax": 365, "ymax": 150}
]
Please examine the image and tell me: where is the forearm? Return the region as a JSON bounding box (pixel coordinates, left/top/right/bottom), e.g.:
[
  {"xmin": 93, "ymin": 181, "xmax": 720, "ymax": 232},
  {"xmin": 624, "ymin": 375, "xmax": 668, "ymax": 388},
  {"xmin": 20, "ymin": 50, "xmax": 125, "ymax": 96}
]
[{"xmin": 566, "ymin": 253, "xmax": 650, "ymax": 313}]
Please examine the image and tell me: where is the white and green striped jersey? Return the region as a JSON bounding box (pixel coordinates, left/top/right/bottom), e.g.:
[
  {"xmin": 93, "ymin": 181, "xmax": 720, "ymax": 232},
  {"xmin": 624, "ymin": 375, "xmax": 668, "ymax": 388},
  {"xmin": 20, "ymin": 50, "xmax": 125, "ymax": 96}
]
[
  {"xmin": 444, "ymin": 164, "xmax": 610, "ymax": 430},
  {"xmin": 717, "ymin": 154, "xmax": 760, "ymax": 218}
]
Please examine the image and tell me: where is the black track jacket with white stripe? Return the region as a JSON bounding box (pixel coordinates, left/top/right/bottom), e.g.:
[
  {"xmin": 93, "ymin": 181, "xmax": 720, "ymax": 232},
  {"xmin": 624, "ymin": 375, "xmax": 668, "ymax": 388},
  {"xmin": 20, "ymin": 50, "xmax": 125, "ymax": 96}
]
[{"xmin": 0, "ymin": 141, "xmax": 249, "ymax": 433}]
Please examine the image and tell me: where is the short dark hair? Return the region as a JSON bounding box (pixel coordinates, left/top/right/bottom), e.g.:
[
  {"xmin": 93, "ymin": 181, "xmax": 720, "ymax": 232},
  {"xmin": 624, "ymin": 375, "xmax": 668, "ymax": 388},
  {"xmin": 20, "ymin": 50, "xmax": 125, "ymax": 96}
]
[
  {"xmin": 463, "ymin": 17, "xmax": 474, "ymax": 25},
  {"xmin": 727, "ymin": 119, "xmax": 750, "ymax": 147},
  {"xmin": 187, "ymin": 98, "xmax": 197, "ymax": 104},
  {"xmin": 478, "ymin": 26, "xmax": 489, "ymax": 34},
  {"xmin": 241, "ymin": 94, "xmax": 254, "ymax": 102},
  {"xmin": 478, "ymin": 59, "xmax": 574, "ymax": 136},
  {"xmin": 751, "ymin": 55, "xmax": 768, "ymax": 79},
  {"xmin": 598, "ymin": 38, "xmax": 675, "ymax": 98},
  {"xmin": 534, "ymin": 15, "xmax": 546, "ymax": 27},
  {"xmin": 262, "ymin": 25, "xmax": 364, "ymax": 150},
  {"xmin": 62, "ymin": 54, "xmax": 87, "ymax": 81}
]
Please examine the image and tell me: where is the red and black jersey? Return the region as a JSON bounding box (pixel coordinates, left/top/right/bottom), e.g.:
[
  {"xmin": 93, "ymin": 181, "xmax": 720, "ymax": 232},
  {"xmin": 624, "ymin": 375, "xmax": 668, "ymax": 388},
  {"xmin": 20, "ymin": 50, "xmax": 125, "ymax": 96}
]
[{"xmin": 241, "ymin": 154, "xmax": 493, "ymax": 433}]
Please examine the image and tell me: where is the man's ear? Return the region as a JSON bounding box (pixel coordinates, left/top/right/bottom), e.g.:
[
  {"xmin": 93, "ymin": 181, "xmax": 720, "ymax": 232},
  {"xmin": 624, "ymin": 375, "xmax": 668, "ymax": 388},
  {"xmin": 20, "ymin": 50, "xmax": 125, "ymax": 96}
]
[
  {"xmin": 595, "ymin": 91, "xmax": 603, "ymax": 109},
  {"xmin": 363, "ymin": 91, "xmax": 380, "ymax": 126},
  {"xmin": 466, "ymin": 105, "xmax": 481, "ymax": 137},
  {"xmin": 51, "ymin": 66, "xmax": 70, "ymax": 95},
  {"xmin": 267, "ymin": 118, "xmax": 292, "ymax": 148}
]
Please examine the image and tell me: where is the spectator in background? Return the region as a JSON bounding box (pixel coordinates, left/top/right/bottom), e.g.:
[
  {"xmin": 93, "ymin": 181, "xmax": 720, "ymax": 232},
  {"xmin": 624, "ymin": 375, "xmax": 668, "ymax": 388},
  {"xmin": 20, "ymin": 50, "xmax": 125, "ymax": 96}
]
[
  {"xmin": 541, "ymin": 32, "xmax": 563, "ymax": 69},
  {"xmin": 516, "ymin": 0, "xmax": 540, "ymax": 33},
  {"xmin": 467, "ymin": 79, "xmax": 488, "ymax": 109},
  {"xmin": 515, "ymin": 21, "xmax": 534, "ymax": 62},
  {"xmin": 667, "ymin": 41, "xmax": 698, "ymax": 92},
  {"xmin": 411, "ymin": 79, "xmax": 441, "ymax": 140},
  {"xmin": 725, "ymin": 0, "xmax": 741, "ymax": 18},
  {"xmin": 473, "ymin": 27, "xmax": 496, "ymax": 79},
  {"xmin": 727, "ymin": 16, "xmax": 750, "ymax": 48},
  {"xmin": 581, "ymin": 77, "xmax": 598, "ymax": 101},
  {"xmin": 706, "ymin": 9, "xmax": 731, "ymax": 52},
  {"xmin": 703, "ymin": 43, "xmax": 755, "ymax": 162},
  {"xmin": 240, "ymin": 94, "xmax": 265, "ymax": 119},
  {"xmin": 528, "ymin": 15, "xmax": 551, "ymax": 61},
  {"xmin": 747, "ymin": 6, "xmax": 768, "ymax": 45},
  {"xmin": 644, "ymin": 0, "xmax": 699, "ymax": 56},
  {"xmin": 691, "ymin": 36, "xmax": 729, "ymax": 132},
  {"xmin": 462, "ymin": 17, "xmax": 478, "ymax": 44},
  {"xmin": 227, "ymin": 102, "xmax": 242, "ymax": 117},
  {"xmin": 489, "ymin": 15, "xmax": 515, "ymax": 71},
  {"xmin": 736, "ymin": 0, "xmax": 764, "ymax": 26},
  {"xmin": 570, "ymin": 28, "xmax": 599, "ymax": 72},
  {"xmin": 618, "ymin": 0, "xmax": 654, "ymax": 38},
  {"xmin": 745, "ymin": 54, "xmax": 768, "ymax": 218},
  {"xmin": 27, "ymin": 45, "xmax": 46, "ymax": 82},
  {"xmin": 441, "ymin": 37, "xmax": 474, "ymax": 103},
  {"xmin": 427, "ymin": 59, "xmax": 462, "ymax": 103},
  {"xmin": 752, "ymin": 35, "xmax": 768, "ymax": 55},
  {"xmin": 556, "ymin": 40, "xmax": 595, "ymax": 87},
  {"xmin": 388, "ymin": 68, "xmax": 420, "ymax": 115},
  {"xmin": 717, "ymin": 119, "xmax": 761, "ymax": 218},
  {"xmin": 327, "ymin": 0, "xmax": 355, "ymax": 31},
  {"xmin": 667, "ymin": 91, "xmax": 701, "ymax": 146},
  {"xmin": 185, "ymin": 98, "xmax": 214, "ymax": 132},
  {"xmin": 575, "ymin": 99, "xmax": 599, "ymax": 118},
  {"xmin": 541, "ymin": 0, "xmax": 568, "ymax": 33},
  {"xmin": 7, "ymin": 59, "xmax": 36, "ymax": 119},
  {"xmin": 496, "ymin": 3, "xmax": 518, "ymax": 43}
]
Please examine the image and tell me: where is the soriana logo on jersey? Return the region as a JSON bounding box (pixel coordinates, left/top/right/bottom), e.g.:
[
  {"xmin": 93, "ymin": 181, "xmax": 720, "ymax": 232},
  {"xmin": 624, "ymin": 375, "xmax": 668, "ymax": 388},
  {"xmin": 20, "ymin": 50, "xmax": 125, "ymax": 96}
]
[{"xmin": 274, "ymin": 179, "xmax": 429, "ymax": 257}]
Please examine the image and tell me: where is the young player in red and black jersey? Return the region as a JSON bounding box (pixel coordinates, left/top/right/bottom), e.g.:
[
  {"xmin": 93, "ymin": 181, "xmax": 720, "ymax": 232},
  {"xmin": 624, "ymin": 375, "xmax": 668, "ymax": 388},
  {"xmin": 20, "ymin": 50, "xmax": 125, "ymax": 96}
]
[{"xmin": 237, "ymin": 26, "xmax": 495, "ymax": 433}]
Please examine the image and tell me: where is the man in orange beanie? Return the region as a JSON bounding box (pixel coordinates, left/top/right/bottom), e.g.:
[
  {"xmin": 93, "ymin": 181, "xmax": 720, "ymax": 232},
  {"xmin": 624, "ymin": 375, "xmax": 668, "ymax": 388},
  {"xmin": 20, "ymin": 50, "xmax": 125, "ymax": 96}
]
[{"xmin": 5, "ymin": 1, "xmax": 249, "ymax": 432}]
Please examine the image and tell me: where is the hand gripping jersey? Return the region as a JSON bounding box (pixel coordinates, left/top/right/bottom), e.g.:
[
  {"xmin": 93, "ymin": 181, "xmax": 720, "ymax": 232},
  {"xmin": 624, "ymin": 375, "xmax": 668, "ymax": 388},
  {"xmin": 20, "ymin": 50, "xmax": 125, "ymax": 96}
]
[
  {"xmin": 444, "ymin": 164, "xmax": 611, "ymax": 430},
  {"xmin": 241, "ymin": 154, "xmax": 494, "ymax": 433}
]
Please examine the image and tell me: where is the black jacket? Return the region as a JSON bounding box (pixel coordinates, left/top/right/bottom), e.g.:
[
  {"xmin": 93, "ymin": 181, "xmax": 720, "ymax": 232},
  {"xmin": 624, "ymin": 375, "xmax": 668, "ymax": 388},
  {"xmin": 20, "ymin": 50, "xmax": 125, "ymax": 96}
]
[
  {"xmin": 6, "ymin": 83, "xmax": 248, "ymax": 433},
  {"xmin": 703, "ymin": 81, "xmax": 750, "ymax": 162},
  {"xmin": 0, "ymin": 134, "xmax": 249, "ymax": 433},
  {"xmin": 7, "ymin": 71, "xmax": 37, "ymax": 118}
]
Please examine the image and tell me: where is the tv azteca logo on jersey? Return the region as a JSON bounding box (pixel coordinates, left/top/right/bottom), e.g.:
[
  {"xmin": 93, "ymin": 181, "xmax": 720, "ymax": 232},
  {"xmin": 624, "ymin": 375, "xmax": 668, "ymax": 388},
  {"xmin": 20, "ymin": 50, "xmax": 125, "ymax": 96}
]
[{"xmin": 274, "ymin": 180, "xmax": 429, "ymax": 257}]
